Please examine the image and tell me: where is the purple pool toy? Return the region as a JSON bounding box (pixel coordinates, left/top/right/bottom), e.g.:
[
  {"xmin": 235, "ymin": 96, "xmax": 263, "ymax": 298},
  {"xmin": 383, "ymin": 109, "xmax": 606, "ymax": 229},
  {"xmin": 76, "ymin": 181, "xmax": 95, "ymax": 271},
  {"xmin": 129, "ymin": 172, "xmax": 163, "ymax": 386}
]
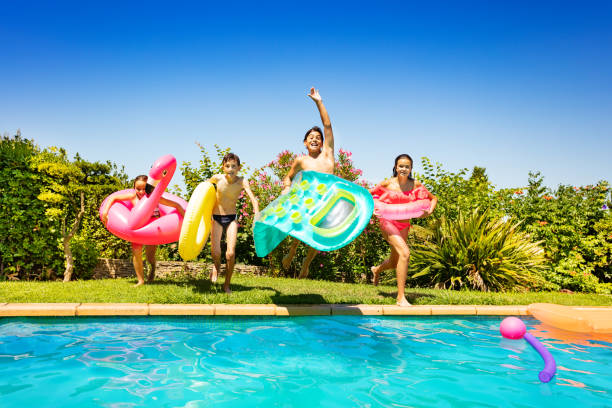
[{"xmin": 500, "ymin": 317, "xmax": 557, "ymax": 383}]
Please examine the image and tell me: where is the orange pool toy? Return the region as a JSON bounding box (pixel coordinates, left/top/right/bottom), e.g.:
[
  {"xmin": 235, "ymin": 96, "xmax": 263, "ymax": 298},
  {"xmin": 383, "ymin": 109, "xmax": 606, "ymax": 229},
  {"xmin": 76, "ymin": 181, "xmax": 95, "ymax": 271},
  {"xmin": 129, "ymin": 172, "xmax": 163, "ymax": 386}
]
[{"xmin": 528, "ymin": 303, "xmax": 612, "ymax": 334}]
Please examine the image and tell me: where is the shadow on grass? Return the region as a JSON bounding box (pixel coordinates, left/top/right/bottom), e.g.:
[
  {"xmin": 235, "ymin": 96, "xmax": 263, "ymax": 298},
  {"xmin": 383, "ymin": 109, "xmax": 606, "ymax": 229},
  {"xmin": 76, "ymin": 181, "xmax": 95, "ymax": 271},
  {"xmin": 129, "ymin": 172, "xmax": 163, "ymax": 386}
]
[
  {"xmin": 150, "ymin": 276, "xmax": 331, "ymax": 304},
  {"xmin": 269, "ymin": 293, "xmax": 327, "ymax": 304}
]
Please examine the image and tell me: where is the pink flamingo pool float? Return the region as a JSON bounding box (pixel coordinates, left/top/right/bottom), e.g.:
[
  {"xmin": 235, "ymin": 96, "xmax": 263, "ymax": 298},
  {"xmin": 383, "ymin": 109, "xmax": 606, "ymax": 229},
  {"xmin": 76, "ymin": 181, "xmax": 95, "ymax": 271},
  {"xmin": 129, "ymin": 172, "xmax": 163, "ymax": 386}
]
[{"xmin": 99, "ymin": 155, "xmax": 187, "ymax": 245}]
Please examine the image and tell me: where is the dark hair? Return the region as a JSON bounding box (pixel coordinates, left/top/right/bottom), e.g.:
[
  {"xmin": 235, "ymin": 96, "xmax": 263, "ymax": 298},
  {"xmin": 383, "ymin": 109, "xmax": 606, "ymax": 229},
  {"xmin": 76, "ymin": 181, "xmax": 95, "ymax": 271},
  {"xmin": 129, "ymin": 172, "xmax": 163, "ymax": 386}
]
[
  {"xmin": 393, "ymin": 154, "xmax": 414, "ymax": 178},
  {"xmin": 222, "ymin": 152, "xmax": 241, "ymax": 166},
  {"xmin": 134, "ymin": 175, "xmax": 154, "ymax": 194},
  {"xmin": 133, "ymin": 175, "xmax": 148, "ymax": 186},
  {"xmin": 303, "ymin": 126, "xmax": 324, "ymax": 142}
]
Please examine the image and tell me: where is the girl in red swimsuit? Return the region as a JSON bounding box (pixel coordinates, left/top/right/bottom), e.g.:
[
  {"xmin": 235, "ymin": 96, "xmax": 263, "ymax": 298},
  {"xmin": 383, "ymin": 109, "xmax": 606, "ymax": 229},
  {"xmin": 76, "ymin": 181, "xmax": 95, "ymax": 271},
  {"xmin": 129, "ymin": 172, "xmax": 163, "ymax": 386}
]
[{"xmin": 369, "ymin": 154, "xmax": 437, "ymax": 306}]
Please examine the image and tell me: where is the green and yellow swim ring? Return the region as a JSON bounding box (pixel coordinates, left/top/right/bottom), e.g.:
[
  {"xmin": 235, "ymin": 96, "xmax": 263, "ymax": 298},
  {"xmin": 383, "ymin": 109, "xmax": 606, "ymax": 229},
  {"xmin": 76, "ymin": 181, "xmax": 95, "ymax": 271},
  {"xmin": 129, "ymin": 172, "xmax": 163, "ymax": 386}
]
[{"xmin": 253, "ymin": 171, "xmax": 374, "ymax": 257}]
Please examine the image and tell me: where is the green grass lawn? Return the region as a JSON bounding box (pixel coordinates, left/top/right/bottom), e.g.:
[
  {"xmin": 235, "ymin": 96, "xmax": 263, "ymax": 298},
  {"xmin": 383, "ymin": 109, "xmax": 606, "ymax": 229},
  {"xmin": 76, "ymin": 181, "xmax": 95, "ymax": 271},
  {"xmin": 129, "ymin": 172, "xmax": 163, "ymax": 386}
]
[{"xmin": 1, "ymin": 274, "xmax": 611, "ymax": 305}]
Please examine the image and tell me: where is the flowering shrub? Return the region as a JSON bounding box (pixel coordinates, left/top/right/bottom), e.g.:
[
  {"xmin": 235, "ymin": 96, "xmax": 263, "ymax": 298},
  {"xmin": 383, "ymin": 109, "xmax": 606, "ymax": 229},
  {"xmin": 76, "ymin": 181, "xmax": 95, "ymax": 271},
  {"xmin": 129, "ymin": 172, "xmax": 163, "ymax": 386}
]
[{"xmin": 496, "ymin": 172, "xmax": 611, "ymax": 291}]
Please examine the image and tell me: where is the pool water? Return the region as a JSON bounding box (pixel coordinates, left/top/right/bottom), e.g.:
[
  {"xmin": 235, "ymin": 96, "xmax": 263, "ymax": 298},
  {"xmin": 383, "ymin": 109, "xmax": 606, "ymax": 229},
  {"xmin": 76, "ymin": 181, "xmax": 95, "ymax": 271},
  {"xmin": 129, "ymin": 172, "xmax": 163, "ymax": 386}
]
[{"xmin": 0, "ymin": 316, "xmax": 610, "ymax": 407}]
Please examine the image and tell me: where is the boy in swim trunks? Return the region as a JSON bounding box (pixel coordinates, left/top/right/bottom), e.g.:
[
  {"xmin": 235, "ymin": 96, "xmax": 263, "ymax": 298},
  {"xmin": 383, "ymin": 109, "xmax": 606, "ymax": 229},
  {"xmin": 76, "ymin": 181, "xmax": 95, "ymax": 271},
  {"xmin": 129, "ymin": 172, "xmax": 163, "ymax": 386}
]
[
  {"xmin": 208, "ymin": 153, "xmax": 259, "ymax": 293},
  {"xmin": 280, "ymin": 87, "xmax": 334, "ymax": 278}
]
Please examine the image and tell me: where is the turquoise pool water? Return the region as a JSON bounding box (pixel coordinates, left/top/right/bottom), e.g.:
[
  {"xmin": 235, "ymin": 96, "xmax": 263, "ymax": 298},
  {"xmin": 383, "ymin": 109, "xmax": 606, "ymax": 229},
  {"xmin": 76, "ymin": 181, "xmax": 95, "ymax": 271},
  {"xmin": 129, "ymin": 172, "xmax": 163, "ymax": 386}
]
[{"xmin": 0, "ymin": 316, "xmax": 610, "ymax": 407}]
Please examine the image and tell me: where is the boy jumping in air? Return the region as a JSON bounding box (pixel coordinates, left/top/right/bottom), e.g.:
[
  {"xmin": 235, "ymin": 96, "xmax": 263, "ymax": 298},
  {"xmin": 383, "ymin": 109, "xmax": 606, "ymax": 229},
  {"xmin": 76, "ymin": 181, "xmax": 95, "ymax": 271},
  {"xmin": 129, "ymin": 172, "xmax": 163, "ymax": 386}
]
[{"xmin": 281, "ymin": 87, "xmax": 334, "ymax": 278}]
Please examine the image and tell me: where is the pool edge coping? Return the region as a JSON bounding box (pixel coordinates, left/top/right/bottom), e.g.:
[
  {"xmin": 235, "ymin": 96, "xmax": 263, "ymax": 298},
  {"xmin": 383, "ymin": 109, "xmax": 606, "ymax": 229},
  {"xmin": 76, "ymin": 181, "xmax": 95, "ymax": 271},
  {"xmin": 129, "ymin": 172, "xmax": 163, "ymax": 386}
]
[
  {"xmin": 0, "ymin": 303, "xmax": 553, "ymax": 317},
  {"xmin": 2, "ymin": 303, "xmax": 611, "ymax": 318}
]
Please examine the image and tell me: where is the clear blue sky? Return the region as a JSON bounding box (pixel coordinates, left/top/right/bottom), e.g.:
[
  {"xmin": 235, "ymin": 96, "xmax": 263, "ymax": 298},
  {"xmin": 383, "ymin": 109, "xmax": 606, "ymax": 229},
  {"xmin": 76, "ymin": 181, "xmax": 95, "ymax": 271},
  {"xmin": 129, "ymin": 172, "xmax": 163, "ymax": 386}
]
[{"xmin": 2, "ymin": 0, "xmax": 611, "ymax": 190}]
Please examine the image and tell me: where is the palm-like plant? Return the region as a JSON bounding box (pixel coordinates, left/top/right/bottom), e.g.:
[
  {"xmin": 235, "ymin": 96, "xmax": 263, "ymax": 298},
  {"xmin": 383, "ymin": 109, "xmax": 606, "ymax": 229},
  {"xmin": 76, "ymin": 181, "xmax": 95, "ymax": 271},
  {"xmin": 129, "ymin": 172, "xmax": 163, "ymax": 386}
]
[{"xmin": 410, "ymin": 209, "xmax": 546, "ymax": 291}]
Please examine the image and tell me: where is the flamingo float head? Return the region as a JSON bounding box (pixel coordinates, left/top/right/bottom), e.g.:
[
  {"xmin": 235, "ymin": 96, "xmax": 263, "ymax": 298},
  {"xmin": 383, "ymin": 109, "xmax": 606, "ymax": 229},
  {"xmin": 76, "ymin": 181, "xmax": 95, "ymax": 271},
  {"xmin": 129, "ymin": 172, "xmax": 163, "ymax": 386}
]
[
  {"xmin": 148, "ymin": 154, "xmax": 177, "ymax": 187},
  {"xmin": 126, "ymin": 154, "xmax": 179, "ymax": 230}
]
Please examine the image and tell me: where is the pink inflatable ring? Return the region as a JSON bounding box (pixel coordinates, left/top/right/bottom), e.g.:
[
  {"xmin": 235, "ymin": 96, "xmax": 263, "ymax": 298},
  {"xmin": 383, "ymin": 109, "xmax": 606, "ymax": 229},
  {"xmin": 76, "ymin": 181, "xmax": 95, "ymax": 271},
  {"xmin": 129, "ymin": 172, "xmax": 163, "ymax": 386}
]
[
  {"xmin": 99, "ymin": 155, "xmax": 187, "ymax": 245},
  {"xmin": 371, "ymin": 185, "xmax": 431, "ymax": 220}
]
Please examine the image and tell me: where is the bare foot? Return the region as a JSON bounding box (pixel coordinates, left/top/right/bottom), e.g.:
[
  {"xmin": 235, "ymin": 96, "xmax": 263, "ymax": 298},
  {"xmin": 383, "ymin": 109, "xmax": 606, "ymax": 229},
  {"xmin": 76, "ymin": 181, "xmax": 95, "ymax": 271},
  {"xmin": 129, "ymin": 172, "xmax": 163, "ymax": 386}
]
[
  {"xmin": 224, "ymin": 286, "xmax": 232, "ymax": 294},
  {"xmin": 147, "ymin": 269, "xmax": 155, "ymax": 283},
  {"xmin": 371, "ymin": 266, "xmax": 380, "ymax": 286},
  {"xmin": 134, "ymin": 281, "xmax": 145, "ymax": 287},
  {"xmin": 396, "ymin": 297, "xmax": 411, "ymax": 307},
  {"xmin": 210, "ymin": 267, "xmax": 218, "ymax": 283}
]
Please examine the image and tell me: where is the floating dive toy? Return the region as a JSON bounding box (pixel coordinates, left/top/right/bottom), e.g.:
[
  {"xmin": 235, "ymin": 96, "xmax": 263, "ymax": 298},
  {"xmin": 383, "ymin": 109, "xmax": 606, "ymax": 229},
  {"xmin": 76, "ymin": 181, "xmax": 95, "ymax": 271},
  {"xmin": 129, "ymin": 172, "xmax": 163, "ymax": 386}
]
[
  {"xmin": 253, "ymin": 171, "xmax": 374, "ymax": 257},
  {"xmin": 500, "ymin": 316, "xmax": 557, "ymax": 383}
]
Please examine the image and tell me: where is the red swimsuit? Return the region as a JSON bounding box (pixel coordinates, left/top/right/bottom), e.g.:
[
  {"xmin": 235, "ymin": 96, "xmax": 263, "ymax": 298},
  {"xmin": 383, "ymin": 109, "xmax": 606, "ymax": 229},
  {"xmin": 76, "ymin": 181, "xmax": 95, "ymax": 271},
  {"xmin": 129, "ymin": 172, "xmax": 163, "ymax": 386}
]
[{"xmin": 371, "ymin": 185, "xmax": 430, "ymax": 236}]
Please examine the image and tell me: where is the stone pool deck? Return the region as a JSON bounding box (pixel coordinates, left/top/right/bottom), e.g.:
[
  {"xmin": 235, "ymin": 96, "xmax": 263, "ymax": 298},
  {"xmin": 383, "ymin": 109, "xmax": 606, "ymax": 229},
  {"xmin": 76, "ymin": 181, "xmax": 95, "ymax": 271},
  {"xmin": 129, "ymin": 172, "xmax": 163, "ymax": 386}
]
[
  {"xmin": 0, "ymin": 303, "xmax": 534, "ymax": 316},
  {"xmin": 2, "ymin": 303, "xmax": 611, "ymax": 318}
]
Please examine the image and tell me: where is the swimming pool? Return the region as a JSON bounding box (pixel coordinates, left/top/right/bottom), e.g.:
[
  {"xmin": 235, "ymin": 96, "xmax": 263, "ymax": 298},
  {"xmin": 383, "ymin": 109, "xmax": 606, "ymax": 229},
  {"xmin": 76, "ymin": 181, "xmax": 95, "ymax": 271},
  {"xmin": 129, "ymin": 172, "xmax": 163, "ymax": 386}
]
[{"xmin": 1, "ymin": 316, "xmax": 610, "ymax": 407}]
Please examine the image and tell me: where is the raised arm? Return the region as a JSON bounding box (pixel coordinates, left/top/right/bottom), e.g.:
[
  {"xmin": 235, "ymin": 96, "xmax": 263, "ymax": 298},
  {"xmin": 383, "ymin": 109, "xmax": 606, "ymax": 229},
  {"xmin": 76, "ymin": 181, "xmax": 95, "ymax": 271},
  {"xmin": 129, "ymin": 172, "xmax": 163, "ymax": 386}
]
[
  {"xmin": 308, "ymin": 87, "xmax": 333, "ymax": 153},
  {"xmin": 242, "ymin": 178, "xmax": 260, "ymax": 215}
]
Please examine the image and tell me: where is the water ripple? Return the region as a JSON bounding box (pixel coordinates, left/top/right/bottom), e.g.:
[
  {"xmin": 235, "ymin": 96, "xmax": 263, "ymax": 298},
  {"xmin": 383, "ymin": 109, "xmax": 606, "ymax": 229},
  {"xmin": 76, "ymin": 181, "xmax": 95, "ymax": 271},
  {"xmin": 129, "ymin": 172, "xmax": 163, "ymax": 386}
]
[{"xmin": 0, "ymin": 316, "xmax": 610, "ymax": 407}]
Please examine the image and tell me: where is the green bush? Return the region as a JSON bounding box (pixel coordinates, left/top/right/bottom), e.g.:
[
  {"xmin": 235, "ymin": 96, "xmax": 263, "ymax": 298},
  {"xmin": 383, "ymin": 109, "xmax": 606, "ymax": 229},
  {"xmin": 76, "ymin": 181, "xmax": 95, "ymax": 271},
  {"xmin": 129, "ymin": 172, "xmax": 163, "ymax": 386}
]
[
  {"xmin": 0, "ymin": 132, "xmax": 64, "ymax": 280},
  {"xmin": 498, "ymin": 172, "xmax": 611, "ymax": 286},
  {"xmin": 409, "ymin": 209, "xmax": 547, "ymax": 291},
  {"xmin": 70, "ymin": 235, "xmax": 99, "ymax": 280}
]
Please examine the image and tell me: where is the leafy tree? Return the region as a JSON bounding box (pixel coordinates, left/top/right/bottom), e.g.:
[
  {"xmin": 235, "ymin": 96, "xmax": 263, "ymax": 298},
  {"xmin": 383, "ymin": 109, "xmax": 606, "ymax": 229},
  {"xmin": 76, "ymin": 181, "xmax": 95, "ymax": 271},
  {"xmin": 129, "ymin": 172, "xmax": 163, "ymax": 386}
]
[
  {"xmin": 470, "ymin": 166, "xmax": 488, "ymax": 184},
  {"xmin": 497, "ymin": 171, "xmax": 611, "ymax": 290},
  {"xmin": 176, "ymin": 143, "xmax": 242, "ymax": 197},
  {"xmin": 414, "ymin": 157, "xmax": 504, "ymax": 231},
  {"xmin": 33, "ymin": 148, "xmax": 126, "ymax": 281}
]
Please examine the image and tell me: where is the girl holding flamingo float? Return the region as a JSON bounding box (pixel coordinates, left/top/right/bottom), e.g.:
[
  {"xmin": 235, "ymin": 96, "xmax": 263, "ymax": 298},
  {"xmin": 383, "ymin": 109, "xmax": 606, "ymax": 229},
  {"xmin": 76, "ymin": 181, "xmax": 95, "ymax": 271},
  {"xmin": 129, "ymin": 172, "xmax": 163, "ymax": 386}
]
[
  {"xmin": 101, "ymin": 155, "xmax": 186, "ymax": 286},
  {"xmin": 369, "ymin": 154, "xmax": 437, "ymax": 306}
]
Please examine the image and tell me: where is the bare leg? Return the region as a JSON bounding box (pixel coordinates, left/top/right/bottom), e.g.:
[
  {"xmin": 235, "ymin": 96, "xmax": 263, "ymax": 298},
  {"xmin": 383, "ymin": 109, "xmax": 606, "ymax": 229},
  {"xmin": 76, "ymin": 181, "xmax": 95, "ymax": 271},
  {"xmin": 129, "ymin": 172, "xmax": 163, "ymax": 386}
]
[
  {"xmin": 145, "ymin": 245, "xmax": 157, "ymax": 283},
  {"xmin": 210, "ymin": 219, "xmax": 223, "ymax": 283},
  {"xmin": 385, "ymin": 231, "xmax": 411, "ymax": 306},
  {"xmin": 371, "ymin": 245, "xmax": 399, "ymax": 286},
  {"xmin": 298, "ymin": 246, "xmax": 318, "ymax": 279},
  {"xmin": 282, "ymin": 239, "xmax": 299, "ymax": 270},
  {"xmin": 132, "ymin": 244, "xmax": 145, "ymax": 286},
  {"xmin": 223, "ymin": 221, "xmax": 238, "ymax": 293}
]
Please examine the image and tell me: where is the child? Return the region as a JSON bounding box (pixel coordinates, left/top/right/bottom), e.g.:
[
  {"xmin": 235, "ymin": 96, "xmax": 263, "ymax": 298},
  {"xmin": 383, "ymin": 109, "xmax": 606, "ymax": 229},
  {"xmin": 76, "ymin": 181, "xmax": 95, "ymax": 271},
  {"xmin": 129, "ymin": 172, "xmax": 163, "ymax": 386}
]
[
  {"xmin": 208, "ymin": 152, "xmax": 260, "ymax": 293},
  {"xmin": 370, "ymin": 154, "xmax": 437, "ymax": 306},
  {"xmin": 280, "ymin": 87, "xmax": 334, "ymax": 278},
  {"xmin": 101, "ymin": 175, "xmax": 185, "ymax": 286}
]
